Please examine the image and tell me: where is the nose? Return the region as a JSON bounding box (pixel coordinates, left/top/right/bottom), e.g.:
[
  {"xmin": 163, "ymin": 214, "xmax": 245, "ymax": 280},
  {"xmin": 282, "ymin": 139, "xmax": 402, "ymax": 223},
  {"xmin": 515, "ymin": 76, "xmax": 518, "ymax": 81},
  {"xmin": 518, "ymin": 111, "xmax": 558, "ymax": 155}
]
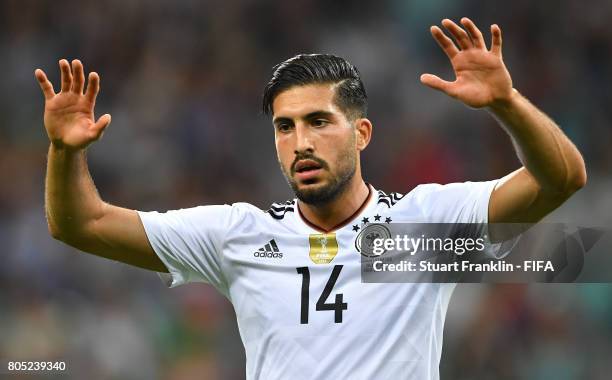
[{"xmin": 294, "ymin": 123, "xmax": 315, "ymax": 154}]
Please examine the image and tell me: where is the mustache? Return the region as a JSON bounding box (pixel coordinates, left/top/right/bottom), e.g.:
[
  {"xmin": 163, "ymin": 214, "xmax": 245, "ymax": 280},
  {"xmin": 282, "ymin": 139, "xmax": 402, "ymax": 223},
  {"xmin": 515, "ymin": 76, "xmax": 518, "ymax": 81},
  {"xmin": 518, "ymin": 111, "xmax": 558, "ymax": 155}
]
[{"xmin": 290, "ymin": 153, "xmax": 329, "ymax": 174}]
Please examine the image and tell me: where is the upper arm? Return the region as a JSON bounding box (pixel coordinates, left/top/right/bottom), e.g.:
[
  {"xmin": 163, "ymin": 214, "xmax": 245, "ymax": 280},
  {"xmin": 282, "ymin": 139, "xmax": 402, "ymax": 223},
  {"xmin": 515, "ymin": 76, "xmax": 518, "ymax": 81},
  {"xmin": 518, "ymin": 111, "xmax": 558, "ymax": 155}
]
[
  {"xmin": 72, "ymin": 203, "xmax": 167, "ymax": 272},
  {"xmin": 488, "ymin": 166, "xmax": 576, "ymax": 224}
]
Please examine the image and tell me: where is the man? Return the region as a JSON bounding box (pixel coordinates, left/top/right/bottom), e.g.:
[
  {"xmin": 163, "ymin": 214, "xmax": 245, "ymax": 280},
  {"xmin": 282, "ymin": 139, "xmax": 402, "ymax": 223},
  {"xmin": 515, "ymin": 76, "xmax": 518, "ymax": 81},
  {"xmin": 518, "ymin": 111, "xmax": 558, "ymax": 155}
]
[{"xmin": 36, "ymin": 18, "xmax": 585, "ymax": 379}]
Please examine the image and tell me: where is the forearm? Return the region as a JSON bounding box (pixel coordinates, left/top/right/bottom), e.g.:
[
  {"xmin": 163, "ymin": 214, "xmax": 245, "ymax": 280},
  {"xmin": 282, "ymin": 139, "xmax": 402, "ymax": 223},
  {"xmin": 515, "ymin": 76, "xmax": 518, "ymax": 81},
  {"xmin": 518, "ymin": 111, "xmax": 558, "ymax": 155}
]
[
  {"xmin": 488, "ymin": 90, "xmax": 587, "ymax": 193},
  {"xmin": 45, "ymin": 144, "xmax": 106, "ymax": 240}
]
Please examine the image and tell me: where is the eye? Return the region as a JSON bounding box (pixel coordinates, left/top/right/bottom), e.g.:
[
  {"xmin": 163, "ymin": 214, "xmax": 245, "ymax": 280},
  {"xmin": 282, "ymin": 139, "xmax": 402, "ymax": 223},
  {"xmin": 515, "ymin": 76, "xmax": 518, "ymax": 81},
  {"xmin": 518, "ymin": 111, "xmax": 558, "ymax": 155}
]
[
  {"xmin": 312, "ymin": 119, "xmax": 329, "ymax": 127},
  {"xmin": 276, "ymin": 123, "xmax": 293, "ymax": 133}
]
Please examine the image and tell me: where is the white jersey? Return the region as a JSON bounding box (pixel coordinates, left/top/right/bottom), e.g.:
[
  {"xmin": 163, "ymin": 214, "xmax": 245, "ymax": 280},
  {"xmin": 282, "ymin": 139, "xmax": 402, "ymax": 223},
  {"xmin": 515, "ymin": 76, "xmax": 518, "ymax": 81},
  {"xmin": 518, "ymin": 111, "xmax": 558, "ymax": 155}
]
[{"xmin": 138, "ymin": 180, "xmax": 499, "ymax": 380}]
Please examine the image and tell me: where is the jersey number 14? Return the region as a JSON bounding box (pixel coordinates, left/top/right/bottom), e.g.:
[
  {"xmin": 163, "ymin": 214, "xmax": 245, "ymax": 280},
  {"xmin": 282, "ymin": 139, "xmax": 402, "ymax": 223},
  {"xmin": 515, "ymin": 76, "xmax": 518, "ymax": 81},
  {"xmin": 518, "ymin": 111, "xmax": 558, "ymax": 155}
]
[{"xmin": 296, "ymin": 265, "xmax": 348, "ymax": 324}]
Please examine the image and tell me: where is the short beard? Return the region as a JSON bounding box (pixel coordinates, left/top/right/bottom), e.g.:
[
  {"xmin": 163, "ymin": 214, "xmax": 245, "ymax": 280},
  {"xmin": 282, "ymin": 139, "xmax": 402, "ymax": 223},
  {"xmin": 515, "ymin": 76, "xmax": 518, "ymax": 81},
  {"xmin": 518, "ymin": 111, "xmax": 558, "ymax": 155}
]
[
  {"xmin": 280, "ymin": 147, "xmax": 357, "ymax": 207},
  {"xmin": 292, "ymin": 162, "xmax": 355, "ymax": 206}
]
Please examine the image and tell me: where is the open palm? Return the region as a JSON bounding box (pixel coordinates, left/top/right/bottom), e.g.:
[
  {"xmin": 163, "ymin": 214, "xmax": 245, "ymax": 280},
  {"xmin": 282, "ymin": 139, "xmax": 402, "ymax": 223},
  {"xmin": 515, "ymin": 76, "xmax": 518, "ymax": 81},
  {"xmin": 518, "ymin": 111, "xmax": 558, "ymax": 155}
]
[
  {"xmin": 421, "ymin": 18, "xmax": 513, "ymax": 109},
  {"xmin": 35, "ymin": 59, "xmax": 111, "ymax": 150}
]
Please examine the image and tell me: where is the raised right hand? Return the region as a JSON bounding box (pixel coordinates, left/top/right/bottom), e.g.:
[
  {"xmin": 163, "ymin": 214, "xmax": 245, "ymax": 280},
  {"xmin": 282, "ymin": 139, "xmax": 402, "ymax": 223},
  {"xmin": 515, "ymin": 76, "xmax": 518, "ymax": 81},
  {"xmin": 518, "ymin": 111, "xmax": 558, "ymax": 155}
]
[{"xmin": 35, "ymin": 59, "xmax": 111, "ymax": 150}]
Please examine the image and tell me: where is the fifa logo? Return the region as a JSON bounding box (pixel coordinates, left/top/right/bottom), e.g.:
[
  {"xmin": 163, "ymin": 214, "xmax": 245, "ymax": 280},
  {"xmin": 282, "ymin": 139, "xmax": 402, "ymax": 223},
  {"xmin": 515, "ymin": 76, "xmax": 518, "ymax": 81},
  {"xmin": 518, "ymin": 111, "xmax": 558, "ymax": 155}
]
[
  {"xmin": 309, "ymin": 233, "xmax": 338, "ymax": 264},
  {"xmin": 320, "ymin": 236, "xmax": 328, "ymax": 252}
]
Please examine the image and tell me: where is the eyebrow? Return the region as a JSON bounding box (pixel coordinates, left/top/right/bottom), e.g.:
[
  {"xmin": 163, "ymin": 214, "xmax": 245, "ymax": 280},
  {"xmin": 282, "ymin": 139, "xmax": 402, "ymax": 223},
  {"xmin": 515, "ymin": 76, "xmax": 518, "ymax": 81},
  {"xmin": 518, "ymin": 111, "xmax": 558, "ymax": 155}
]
[{"xmin": 273, "ymin": 111, "xmax": 335, "ymax": 125}]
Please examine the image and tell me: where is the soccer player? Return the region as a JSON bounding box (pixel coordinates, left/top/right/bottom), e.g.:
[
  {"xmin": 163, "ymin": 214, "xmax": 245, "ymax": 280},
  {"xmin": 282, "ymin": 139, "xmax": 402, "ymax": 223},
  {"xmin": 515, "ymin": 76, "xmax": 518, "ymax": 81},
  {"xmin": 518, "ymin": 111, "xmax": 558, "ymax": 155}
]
[{"xmin": 36, "ymin": 18, "xmax": 585, "ymax": 379}]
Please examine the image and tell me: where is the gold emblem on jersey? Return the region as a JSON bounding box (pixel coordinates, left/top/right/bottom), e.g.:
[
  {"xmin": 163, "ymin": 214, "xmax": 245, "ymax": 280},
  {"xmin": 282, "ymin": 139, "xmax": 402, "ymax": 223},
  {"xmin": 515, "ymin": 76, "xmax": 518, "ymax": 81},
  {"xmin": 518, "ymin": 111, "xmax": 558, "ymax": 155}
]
[{"xmin": 309, "ymin": 233, "xmax": 339, "ymax": 264}]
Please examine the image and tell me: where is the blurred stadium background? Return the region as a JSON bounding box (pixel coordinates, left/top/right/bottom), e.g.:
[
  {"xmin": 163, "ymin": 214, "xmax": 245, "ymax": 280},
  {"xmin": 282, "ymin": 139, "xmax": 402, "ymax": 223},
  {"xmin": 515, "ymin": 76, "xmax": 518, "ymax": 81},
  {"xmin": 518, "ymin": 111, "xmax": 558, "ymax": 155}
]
[{"xmin": 1, "ymin": 0, "xmax": 611, "ymax": 379}]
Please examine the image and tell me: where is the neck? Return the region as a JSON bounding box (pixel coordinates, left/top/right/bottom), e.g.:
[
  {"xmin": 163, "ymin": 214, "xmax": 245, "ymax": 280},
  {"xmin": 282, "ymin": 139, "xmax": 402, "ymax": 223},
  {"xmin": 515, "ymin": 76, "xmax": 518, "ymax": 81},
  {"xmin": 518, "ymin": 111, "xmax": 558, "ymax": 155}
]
[{"xmin": 298, "ymin": 176, "xmax": 370, "ymax": 232}]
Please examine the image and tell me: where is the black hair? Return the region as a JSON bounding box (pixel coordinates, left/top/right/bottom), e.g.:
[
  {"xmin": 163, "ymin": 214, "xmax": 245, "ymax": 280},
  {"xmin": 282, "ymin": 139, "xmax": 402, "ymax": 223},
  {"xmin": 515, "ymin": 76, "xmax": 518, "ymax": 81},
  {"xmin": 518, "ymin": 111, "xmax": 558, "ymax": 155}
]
[{"xmin": 262, "ymin": 54, "xmax": 367, "ymax": 120}]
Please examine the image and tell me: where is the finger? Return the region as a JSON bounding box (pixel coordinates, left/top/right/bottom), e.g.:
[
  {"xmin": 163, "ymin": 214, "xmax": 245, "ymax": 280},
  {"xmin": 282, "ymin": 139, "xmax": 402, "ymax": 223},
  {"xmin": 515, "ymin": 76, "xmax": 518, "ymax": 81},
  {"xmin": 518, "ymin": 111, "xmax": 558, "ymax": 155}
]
[
  {"xmin": 490, "ymin": 24, "xmax": 502, "ymax": 56},
  {"xmin": 34, "ymin": 69, "xmax": 55, "ymax": 100},
  {"xmin": 420, "ymin": 73, "xmax": 454, "ymax": 95},
  {"xmin": 91, "ymin": 114, "xmax": 111, "ymax": 140},
  {"xmin": 460, "ymin": 17, "xmax": 485, "ymax": 49},
  {"xmin": 85, "ymin": 72, "xmax": 100, "ymax": 103},
  {"xmin": 441, "ymin": 19, "xmax": 472, "ymax": 50},
  {"xmin": 71, "ymin": 59, "xmax": 85, "ymax": 94},
  {"xmin": 430, "ymin": 26, "xmax": 459, "ymax": 59},
  {"xmin": 59, "ymin": 59, "xmax": 73, "ymax": 93}
]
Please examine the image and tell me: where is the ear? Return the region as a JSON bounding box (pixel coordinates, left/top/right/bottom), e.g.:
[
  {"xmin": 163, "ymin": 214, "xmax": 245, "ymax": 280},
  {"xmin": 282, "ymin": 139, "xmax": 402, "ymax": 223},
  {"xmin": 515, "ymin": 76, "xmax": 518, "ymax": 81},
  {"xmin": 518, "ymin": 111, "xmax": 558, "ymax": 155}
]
[{"xmin": 354, "ymin": 118, "xmax": 373, "ymax": 151}]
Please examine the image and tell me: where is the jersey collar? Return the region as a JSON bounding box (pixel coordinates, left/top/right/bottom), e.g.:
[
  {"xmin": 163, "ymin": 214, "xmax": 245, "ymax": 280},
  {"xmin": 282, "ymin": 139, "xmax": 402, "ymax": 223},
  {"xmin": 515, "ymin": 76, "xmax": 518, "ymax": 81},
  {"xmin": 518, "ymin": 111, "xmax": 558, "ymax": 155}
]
[{"xmin": 293, "ymin": 183, "xmax": 377, "ymax": 234}]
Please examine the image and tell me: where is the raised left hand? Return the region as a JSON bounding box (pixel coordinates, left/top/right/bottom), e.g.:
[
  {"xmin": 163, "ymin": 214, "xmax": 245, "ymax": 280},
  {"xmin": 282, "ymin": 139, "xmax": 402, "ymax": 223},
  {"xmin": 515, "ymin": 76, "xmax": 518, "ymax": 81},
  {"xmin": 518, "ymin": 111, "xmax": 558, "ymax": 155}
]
[{"xmin": 421, "ymin": 18, "xmax": 513, "ymax": 109}]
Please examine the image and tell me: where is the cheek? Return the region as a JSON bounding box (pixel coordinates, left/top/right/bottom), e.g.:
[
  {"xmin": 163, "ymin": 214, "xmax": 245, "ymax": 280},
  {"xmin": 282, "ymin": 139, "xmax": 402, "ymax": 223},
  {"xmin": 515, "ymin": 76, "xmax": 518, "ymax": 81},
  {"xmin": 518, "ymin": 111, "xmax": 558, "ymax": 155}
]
[
  {"xmin": 334, "ymin": 130, "xmax": 356, "ymax": 153},
  {"xmin": 336, "ymin": 135, "xmax": 357, "ymax": 167},
  {"xmin": 321, "ymin": 136, "xmax": 350, "ymax": 169},
  {"xmin": 276, "ymin": 140, "xmax": 293, "ymax": 167}
]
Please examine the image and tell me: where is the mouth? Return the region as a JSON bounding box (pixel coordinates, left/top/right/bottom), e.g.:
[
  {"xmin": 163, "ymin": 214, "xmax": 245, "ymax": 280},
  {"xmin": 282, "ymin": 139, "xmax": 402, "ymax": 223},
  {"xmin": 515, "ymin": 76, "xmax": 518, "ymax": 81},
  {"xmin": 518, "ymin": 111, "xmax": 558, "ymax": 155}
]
[{"xmin": 293, "ymin": 159, "xmax": 324, "ymax": 182}]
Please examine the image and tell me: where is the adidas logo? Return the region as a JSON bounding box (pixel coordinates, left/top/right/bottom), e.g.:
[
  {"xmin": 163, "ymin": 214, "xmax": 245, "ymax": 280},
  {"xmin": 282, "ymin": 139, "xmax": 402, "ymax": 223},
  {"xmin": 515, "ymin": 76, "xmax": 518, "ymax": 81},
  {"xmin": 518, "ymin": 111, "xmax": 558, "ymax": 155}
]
[{"xmin": 254, "ymin": 239, "xmax": 284, "ymax": 259}]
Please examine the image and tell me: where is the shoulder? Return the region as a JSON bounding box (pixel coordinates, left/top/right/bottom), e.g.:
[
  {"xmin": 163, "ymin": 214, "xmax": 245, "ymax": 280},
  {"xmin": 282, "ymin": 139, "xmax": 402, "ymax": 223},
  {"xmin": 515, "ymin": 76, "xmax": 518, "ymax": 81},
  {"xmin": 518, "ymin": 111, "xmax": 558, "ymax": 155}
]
[
  {"xmin": 376, "ymin": 189, "xmax": 406, "ymax": 208},
  {"xmin": 375, "ymin": 183, "xmax": 454, "ymax": 210},
  {"xmin": 219, "ymin": 200, "xmax": 297, "ymax": 224},
  {"xmin": 265, "ymin": 199, "xmax": 296, "ymax": 220},
  {"xmin": 403, "ymin": 181, "xmax": 498, "ymax": 204},
  {"xmin": 374, "ymin": 179, "xmax": 497, "ymax": 211},
  {"xmin": 214, "ymin": 200, "xmax": 297, "ymax": 237},
  {"xmin": 209, "ymin": 200, "xmax": 298, "ymax": 223},
  {"xmin": 374, "ymin": 182, "xmax": 484, "ymax": 209},
  {"xmin": 143, "ymin": 202, "xmax": 267, "ymax": 226}
]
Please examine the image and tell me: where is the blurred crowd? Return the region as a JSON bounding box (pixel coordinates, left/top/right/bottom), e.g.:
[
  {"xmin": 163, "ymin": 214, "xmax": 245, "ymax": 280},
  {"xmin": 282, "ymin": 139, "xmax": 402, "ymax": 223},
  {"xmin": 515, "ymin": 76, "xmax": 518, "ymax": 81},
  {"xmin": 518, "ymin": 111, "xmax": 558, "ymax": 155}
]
[{"xmin": 1, "ymin": 0, "xmax": 611, "ymax": 379}]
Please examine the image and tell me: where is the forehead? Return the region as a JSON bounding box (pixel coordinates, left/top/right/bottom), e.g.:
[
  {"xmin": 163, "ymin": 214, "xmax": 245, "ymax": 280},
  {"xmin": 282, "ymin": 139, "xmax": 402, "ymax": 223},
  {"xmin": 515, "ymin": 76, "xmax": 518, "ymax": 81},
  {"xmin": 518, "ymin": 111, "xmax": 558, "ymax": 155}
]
[{"xmin": 272, "ymin": 83, "xmax": 340, "ymax": 118}]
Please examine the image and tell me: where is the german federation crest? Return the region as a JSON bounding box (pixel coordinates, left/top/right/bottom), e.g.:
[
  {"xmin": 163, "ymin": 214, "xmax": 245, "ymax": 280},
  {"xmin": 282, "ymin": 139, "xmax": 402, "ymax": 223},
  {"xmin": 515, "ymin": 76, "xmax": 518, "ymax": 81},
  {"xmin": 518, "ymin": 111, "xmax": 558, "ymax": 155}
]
[{"xmin": 356, "ymin": 224, "xmax": 392, "ymax": 257}]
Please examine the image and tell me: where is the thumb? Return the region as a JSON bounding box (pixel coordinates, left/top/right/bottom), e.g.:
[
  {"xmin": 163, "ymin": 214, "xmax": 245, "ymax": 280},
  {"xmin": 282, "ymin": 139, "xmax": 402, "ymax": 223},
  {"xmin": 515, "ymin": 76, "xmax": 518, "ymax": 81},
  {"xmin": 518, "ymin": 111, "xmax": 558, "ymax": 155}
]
[
  {"xmin": 92, "ymin": 113, "xmax": 111, "ymax": 140},
  {"xmin": 420, "ymin": 74, "xmax": 453, "ymax": 94}
]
